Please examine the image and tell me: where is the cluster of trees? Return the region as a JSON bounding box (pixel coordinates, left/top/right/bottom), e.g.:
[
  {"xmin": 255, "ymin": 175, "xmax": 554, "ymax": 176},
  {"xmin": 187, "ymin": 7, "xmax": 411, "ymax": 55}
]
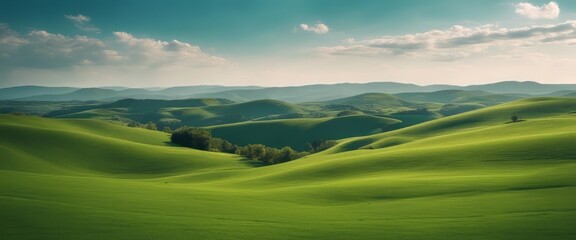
[
  {"xmin": 170, "ymin": 127, "xmax": 337, "ymax": 164},
  {"xmin": 308, "ymin": 139, "xmax": 338, "ymax": 153},
  {"xmin": 170, "ymin": 127, "xmax": 237, "ymax": 153},
  {"xmin": 236, "ymin": 144, "xmax": 307, "ymax": 164}
]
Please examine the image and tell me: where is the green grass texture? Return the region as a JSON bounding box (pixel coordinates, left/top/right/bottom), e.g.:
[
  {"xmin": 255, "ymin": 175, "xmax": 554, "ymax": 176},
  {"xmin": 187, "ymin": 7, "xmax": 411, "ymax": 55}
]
[{"xmin": 1, "ymin": 97, "xmax": 575, "ymax": 239}]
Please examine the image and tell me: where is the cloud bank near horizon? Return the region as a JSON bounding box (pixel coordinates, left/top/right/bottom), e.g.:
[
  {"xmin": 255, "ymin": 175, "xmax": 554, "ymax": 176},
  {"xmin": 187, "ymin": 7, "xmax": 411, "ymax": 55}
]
[{"xmin": 1, "ymin": 1, "xmax": 576, "ymax": 87}]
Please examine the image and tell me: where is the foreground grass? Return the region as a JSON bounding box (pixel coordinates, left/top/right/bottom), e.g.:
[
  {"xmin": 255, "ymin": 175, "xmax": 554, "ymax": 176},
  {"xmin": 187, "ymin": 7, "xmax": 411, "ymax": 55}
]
[{"xmin": 1, "ymin": 97, "xmax": 575, "ymax": 239}]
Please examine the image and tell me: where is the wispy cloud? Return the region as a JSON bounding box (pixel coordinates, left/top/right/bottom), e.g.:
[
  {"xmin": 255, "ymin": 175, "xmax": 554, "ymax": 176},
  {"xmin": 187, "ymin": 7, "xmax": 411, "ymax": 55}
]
[
  {"xmin": 299, "ymin": 23, "xmax": 330, "ymax": 34},
  {"xmin": 113, "ymin": 32, "xmax": 227, "ymax": 67},
  {"xmin": 0, "ymin": 23, "xmax": 227, "ymax": 69},
  {"xmin": 515, "ymin": 2, "xmax": 559, "ymax": 19},
  {"xmin": 65, "ymin": 14, "xmax": 100, "ymax": 32},
  {"xmin": 318, "ymin": 21, "xmax": 576, "ymax": 61},
  {"xmin": 1, "ymin": 24, "xmax": 109, "ymax": 68}
]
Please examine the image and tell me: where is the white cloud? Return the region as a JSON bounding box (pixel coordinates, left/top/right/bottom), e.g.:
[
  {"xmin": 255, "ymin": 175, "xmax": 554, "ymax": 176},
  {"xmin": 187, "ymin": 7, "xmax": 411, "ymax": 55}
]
[
  {"xmin": 65, "ymin": 14, "xmax": 100, "ymax": 32},
  {"xmin": 299, "ymin": 23, "xmax": 330, "ymax": 34},
  {"xmin": 0, "ymin": 24, "xmax": 227, "ymax": 70},
  {"xmin": 317, "ymin": 21, "xmax": 576, "ymax": 61},
  {"xmin": 0, "ymin": 23, "xmax": 28, "ymax": 48},
  {"xmin": 65, "ymin": 14, "xmax": 89, "ymax": 23},
  {"xmin": 515, "ymin": 2, "xmax": 560, "ymax": 19},
  {"xmin": 0, "ymin": 27, "xmax": 110, "ymax": 68},
  {"xmin": 113, "ymin": 32, "xmax": 227, "ymax": 67}
]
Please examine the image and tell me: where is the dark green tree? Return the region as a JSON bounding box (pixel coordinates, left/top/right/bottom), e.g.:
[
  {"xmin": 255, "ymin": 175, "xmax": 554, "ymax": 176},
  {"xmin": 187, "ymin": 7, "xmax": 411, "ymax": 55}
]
[
  {"xmin": 511, "ymin": 115, "xmax": 519, "ymax": 122},
  {"xmin": 170, "ymin": 127, "xmax": 212, "ymax": 150}
]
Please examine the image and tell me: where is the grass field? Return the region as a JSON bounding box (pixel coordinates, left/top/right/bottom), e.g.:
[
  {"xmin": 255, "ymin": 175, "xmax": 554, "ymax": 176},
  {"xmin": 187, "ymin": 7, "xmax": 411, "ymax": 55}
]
[{"xmin": 1, "ymin": 97, "xmax": 575, "ymax": 239}]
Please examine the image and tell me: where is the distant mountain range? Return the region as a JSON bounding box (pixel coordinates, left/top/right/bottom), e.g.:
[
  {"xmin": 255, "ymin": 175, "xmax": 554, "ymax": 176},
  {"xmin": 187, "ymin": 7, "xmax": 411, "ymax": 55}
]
[{"xmin": 1, "ymin": 81, "xmax": 576, "ymax": 102}]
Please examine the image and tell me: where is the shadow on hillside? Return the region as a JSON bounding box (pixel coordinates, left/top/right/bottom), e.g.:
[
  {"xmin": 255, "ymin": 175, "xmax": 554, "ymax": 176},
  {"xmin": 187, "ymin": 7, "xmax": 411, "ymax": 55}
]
[
  {"xmin": 337, "ymin": 139, "xmax": 375, "ymax": 152},
  {"xmin": 238, "ymin": 158, "xmax": 269, "ymax": 168},
  {"xmin": 505, "ymin": 119, "xmax": 526, "ymax": 124},
  {"xmin": 162, "ymin": 141, "xmax": 181, "ymax": 147}
]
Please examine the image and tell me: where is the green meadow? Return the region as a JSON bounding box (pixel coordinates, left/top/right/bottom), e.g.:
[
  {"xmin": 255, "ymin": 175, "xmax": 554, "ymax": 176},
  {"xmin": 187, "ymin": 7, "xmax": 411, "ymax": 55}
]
[{"xmin": 1, "ymin": 97, "xmax": 576, "ymax": 239}]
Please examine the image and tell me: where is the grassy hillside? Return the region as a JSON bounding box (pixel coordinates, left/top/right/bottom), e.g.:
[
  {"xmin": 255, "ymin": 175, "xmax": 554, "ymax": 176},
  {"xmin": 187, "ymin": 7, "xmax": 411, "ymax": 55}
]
[
  {"xmin": 47, "ymin": 98, "xmax": 310, "ymax": 127},
  {"xmin": 1, "ymin": 97, "xmax": 576, "ymax": 239},
  {"xmin": 166, "ymin": 99, "xmax": 310, "ymax": 126},
  {"xmin": 335, "ymin": 97, "xmax": 576, "ymax": 151},
  {"xmin": 208, "ymin": 115, "xmax": 402, "ymax": 151},
  {"xmin": 324, "ymin": 92, "xmax": 418, "ymax": 110},
  {"xmin": 0, "ymin": 115, "xmax": 247, "ymax": 176}
]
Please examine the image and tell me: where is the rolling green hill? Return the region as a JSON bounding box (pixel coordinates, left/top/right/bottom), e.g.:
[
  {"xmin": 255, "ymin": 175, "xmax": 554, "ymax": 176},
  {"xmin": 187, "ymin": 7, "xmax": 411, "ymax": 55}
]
[
  {"xmin": 335, "ymin": 97, "xmax": 576, "ymax": 151},
  {"xmin": 165, "ymin": 99, "xmax": 310, "ymax": 126},
  {"xmin": 46, "ymin": 98, "xmax": 310, "ymax": 127},
  {"xmin": 1, "ymin": 97, "xmax": 576, "ymax": 239},
  {"xmin": 396, "ymin": 89, "xmax": 524, "ymax": 106},
  {"xmin": 208, "ymin": 115, "xmax": 403, "ymax": 151},
  {"xmin": 0, "ymin": 115, "xmax": 246, "ymax": 176},
  {"xmin": 324, "ymin": 92, "xmax": 418, "ymax": 110}
]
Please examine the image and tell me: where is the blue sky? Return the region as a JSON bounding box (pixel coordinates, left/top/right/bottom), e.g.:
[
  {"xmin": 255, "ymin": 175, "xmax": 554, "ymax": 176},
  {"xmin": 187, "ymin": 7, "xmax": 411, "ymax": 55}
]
[{"xmin": 1, "ymin": 0, "xmax": 576, "ymax": 87}]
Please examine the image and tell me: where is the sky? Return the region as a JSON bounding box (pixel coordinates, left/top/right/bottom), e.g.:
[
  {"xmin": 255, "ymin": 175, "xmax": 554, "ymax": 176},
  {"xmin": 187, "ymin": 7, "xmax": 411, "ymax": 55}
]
[{"xmin": 1, "ymin": 0, "xmax": 576, "ymax": 87}]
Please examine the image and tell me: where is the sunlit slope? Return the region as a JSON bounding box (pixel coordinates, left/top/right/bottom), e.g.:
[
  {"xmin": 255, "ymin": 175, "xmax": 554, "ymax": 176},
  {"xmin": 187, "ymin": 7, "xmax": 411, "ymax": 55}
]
[
  {"xmin": 334, "ymin": 97, "xmax": 576, "ymax": 151},
  {"xmin": 193, "ymin": 98, "xmax": 576, "ymax": 189},
  {"xmin": 208, "ymin": 115, "xmax": 402, "ymax": 150},
  {"xmin": 1, "ymin": 97, "xmax": 576, "ymax": 240},
  {"xmin": 0, "ymin": 115, "xmax": 246, "ymax": 176}
]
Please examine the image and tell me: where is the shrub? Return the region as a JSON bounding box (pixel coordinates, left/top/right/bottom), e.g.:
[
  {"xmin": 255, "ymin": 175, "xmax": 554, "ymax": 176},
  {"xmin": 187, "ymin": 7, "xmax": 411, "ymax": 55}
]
[
  {"xmin": 511, "ymin": 115, "xmax": 519, "ymax": 122},
  {"xmin": 308, "ymin": 139, "xmax": 338, "ymax": 153}
]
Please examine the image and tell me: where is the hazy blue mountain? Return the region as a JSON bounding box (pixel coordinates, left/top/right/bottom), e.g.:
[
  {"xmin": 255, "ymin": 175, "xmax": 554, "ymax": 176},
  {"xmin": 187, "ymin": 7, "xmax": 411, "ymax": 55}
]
[
  {"xmin": 11, "ymin": 86, "xmax": 263, "ymax": 101},
  {"xmin": 540, "ymin": 90, "xmax": 576, "ymax": 97},
  {"xmin": 14, "ymin": 88, "xmax": 148, "ymax": 101},
  {"xmin": 0, "ymin": 86, "xmax": 78, "ymax": 100},
  {"xmin": 395, "ymin": 90, "xmax": 491, "ymax": 103},
  {"xmin": 157, "ymin": 85, "xmax": 262, "ymax": 96},
  {"xmin": 4, "ymin": 81, "xmax": 576, "ymax": 102},
  {"xmin": 462, "ymin": 81, "xmax": 576, "ymax": 94},
  {"xmin": 193, "ymin": 82, "xmax": 450, "ymax": 102}
]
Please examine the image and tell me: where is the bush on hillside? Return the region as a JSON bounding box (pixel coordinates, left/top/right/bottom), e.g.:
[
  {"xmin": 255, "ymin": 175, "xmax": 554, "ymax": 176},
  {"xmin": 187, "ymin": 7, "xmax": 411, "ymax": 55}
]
[
  {"xmin": 236, "ymin": 145, "xmax": 307, "ymax": 164},
  {"xmin": 144, "ymin": 121, "xmax": 158, "ymax": 131},
  {"xmin": 208, "ymin": 137, "xmax": 238, "ymax": 153},
  {"xmin": 308, "ymin": 139, "xmax": 338, "ymax": 153}
]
